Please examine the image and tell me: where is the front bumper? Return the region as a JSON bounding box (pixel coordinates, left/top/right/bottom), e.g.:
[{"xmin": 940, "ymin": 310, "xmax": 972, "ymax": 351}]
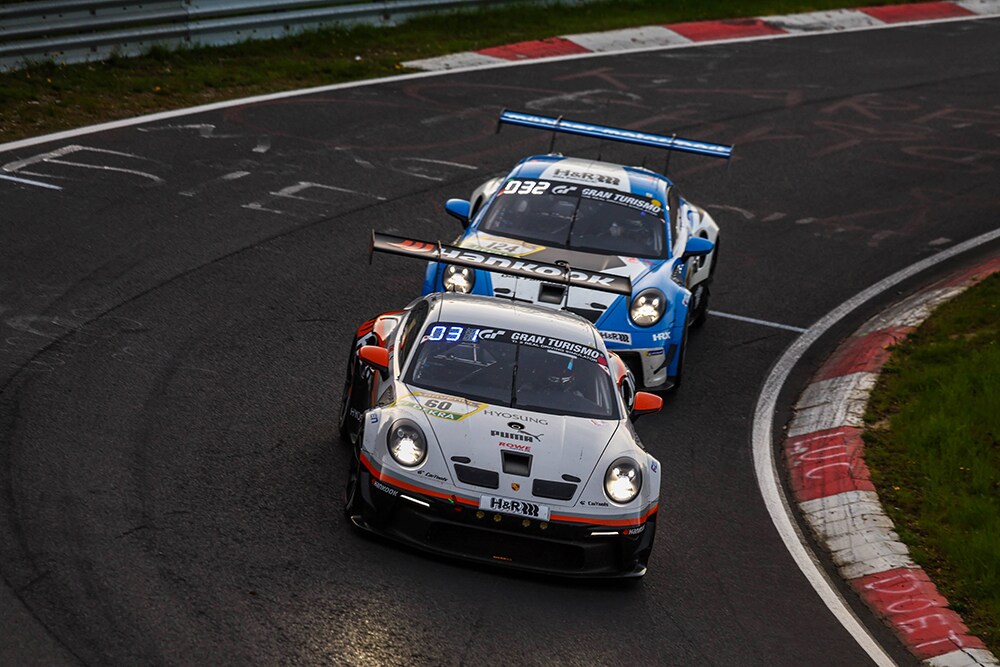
[{"xmin": 351, "ymin": 464, "xmax": 656, "ymax": 579}]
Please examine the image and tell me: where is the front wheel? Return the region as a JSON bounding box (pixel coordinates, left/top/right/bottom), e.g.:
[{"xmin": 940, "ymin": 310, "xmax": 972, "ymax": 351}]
[
  {"xmin": 338, "ymin": 345, "xmax": 361, "ymax": 444},
  {"xmin": 344, "ymin": 446, "xmax": 363, "ymax": 525},
  {"xmin": 669, "ymin": 313, "xmax": 690, "ymax": 390}
]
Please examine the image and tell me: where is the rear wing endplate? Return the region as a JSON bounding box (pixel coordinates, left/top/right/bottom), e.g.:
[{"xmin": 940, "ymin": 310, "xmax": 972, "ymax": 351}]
[
  {"xmin": 370, "ymin": 231, "xmax": 632, "ymax": 296},
  {"xmin": 499, "ymin": 110, "xmax": 733, "ymax": 160}
]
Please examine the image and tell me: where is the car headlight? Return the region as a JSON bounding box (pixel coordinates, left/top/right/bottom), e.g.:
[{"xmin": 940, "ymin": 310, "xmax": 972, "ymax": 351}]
[
  {"xmin": 387, "ymin": 419, "xmax": 427, "ymax": 467},
  {"xmin": 604, "ymin": 457, "xmax": 642, "ymax": 504},
  {"xmin": 442, "ymin": 265, "xmax": 475, "ymax": 293},
  {"xmin": 629, "ymin": 288, "xmax": 666, "ymax": 327}
]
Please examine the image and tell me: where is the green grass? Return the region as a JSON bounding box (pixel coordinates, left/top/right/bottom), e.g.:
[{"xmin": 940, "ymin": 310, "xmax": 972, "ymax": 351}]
[
  {"xmin": 864, "ymin": 272, "xmax": 1000, "ymax": 650},
  {"xmin": 1, "ymin": 0, "xmax": 924, "ymax": 143}
]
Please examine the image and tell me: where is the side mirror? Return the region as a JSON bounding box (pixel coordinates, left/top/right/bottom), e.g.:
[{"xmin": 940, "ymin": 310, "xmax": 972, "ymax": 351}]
[
  {"xmin": 358, "ymin": 345, "xmax": 390, "ymax": 380},
  {"xmin": 445, "ymin": 198, "xmax": 472, "ymax": 228},
  {"xmin": 631, "ymin": 391, "xmax": 663, "ymax": 420},
  {"xmin": 681, "ymin": 236, "xmax": 714, "ymax": 260}
]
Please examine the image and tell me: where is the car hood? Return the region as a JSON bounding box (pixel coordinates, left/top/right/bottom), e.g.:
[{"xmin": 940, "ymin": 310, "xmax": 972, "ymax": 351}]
[{"xmin": 400, "ymin": 387, "xmax": 620, "ymax": 486}]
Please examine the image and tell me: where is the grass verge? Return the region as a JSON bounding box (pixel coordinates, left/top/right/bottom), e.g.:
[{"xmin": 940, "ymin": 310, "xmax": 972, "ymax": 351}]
[
  {"xmin": 2, "ymin": 0, "xmax": 921, "ymax": 144},
  {"xmin": 864, "ymin": 272, "xmax": 1000, "ymax": 650}
]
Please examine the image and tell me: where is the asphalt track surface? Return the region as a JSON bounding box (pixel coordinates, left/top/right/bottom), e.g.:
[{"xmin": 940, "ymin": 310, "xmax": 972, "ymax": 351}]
[{"xmin": 2, "ymin": 17, "xmax": 999, "ymax": 667}]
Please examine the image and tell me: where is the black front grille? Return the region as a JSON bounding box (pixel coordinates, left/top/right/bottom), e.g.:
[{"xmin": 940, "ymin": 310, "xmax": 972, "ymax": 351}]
[
  {"xmin": 425, "ymin": 523, "xmax": 585, "ymax": 569},
  {"xmin": 454, "ymin": 464, "xmax": 499, "ymax": 489},
  {"xmin": 532, "ymin": 479, "xmax": 577, "ymax": 501}
]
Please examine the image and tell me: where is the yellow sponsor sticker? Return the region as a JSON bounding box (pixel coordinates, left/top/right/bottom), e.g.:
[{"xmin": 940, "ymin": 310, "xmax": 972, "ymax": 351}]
[{"xmin": 394, "ymin": 391, "xmax": 487, "ymax": 421}]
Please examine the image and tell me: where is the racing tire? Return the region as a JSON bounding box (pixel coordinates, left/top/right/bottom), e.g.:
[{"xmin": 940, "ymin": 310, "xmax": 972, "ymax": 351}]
[
  {"xmin": 343, "ymin": 446, "xmax": 363, "ymax": 525},
  {"xmin": 337, "ymin": 345, "xmax": 361, "ymax": 445},
  {"xmin": 670, "ymin": 312, "xmax": 690, "ymax": 391},
  {"xmin": 689, "ymin": 282, "xmax": 710, "ymax": 329}
]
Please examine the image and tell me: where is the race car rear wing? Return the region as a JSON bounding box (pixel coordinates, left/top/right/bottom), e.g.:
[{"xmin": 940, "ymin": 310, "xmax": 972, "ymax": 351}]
[
  {"xmin": 370, "ymin": 231, "xmax": 632, "ymax": 296},
  {"xmin": 498, "ymin": 109, "xmax": 733, "ymax": 160}
]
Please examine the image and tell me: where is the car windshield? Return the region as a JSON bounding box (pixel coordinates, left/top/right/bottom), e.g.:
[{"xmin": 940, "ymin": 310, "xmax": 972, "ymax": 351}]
[
  {"xmin": 404, "ymin": 322, "xmax": 620, "ymax": 420},
  {"xmin": 479, "ymin": 179, "xmax": 667, "ymax": 259}
]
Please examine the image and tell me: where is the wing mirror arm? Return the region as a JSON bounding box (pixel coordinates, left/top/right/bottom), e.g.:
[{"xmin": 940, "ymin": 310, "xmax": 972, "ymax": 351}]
[{"xmin": 358, "ymin": 345, "xmax": 390, "ymax": 381}]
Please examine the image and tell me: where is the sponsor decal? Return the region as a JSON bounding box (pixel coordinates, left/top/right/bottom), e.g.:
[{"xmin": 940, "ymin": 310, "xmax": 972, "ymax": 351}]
[
  {"xmin": 491, "ymin": 429, "xmax": 541, "ymax": 443},
  {"xmin": 551, "ymin": 184, "xmax": 578, "ymax": 195},
  {"xmin": 645, "ymin": 349, "xmax": 664, "ymax": 357},
  {"xmin": 551, "ymin": 168, "xmax": 620, "ymax": 186},
  {"xmin": 349, "ymin": 407, "xmax": 363, "ymax": 421},
  {"xmin": 622, "ymin": 524, "xmax": 646, "ymax": 536},
  {"xmin": 652, "ymin": 331, "xmax": 671, "ymax": 342},
  {"xmin": 508, "ymin": 422, "xmax": 525, "ymax": 431},
  {"xmin": 600, "ymin": 331, "xmax": 632, "ymax": 345},
  {"xmin": 482, "ymin": 409, "xmax": 549, "ymax": 425},
  {"xmin": 584, "ymin": 500, "xmax": 610, "ymax": 507},
  {"xmin": 372, "ymin": 232, "xmax": 631, "ymax": 295},
  {"xmin": 417, "ymin": 471, "xmax": 448, "ymax": 482},
  {"xmin": 369, "ymin": 412, "xmax": 379, "ymax": 424},
  {"xmin": 480, "ymin": 495, "xmax": 550, "ymax": 521},
  {"xmin": 499, "ymin": 441, "xmax": 531, "ymax": 453},
  {"xmin": 395, "ymin": 391, "xmax": 486, "ymax": 422},
  {"xmin": 373, "ymin": 479, "xmax": 398, "ymax": 497},
  {"xmin": 650, "ymin": 460, "xmax": 658, "ymax": 473},
  {"xmin": 510, "ymin": 331, "xmax": 601, "ymax": 360},
  {"xmin": 580, "ymin": 187, "xmax": 662, "ymax": 215},
  {"xmin": 463, "ymin": 233, "xmax": 544, "ymax": 258}
]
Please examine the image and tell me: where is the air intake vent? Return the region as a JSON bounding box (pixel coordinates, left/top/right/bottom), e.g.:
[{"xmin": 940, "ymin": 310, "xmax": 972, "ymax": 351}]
[
  {"xmin": 532, "ymin": 479, "xmax": 577, "ymax": 501},
  {"xmin": 501, "ymin": 451, "xmax": 532, "ymax": 477},
  {"xmin": 454, "ymin": 464, "xmax": 499, "ymax": 489}
]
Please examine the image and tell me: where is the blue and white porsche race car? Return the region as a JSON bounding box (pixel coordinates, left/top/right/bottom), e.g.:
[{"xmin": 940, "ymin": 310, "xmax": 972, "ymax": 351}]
[{"xmin": 424, "ymin": 111, "xmax": 732, "ymax": 391}]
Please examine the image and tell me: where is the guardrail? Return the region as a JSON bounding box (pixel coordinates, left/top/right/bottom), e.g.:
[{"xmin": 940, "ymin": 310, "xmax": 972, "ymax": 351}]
[{"xmin": 0, "ymin": 0, "xmax": 557, "ymax": 72}]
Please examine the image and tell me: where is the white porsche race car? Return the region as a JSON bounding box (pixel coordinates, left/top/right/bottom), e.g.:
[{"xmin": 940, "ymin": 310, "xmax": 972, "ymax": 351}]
[{"xmin": 339, "ymin": 235, "xmax": 664, "ymax": 577}]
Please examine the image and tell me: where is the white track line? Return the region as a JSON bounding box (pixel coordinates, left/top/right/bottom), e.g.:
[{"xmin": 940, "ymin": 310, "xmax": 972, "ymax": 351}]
[
  {"xmin": 752, "ymin": 227, "xmax": 1000, "ymax": 667},
  {"xmin": 2, "ymin": 13, "xmax": 999, "ymax": 155},
  {"xmin": 0, "ymin": 174, "xmax": 62, "ymax": 190},
  {"xmin": 709, "ymin": 310, "xmax": 807, "ymax": 332}
]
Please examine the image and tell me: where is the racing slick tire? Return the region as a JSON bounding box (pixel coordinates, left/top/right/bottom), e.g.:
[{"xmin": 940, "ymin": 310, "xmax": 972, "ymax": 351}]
[
  {"xmin": 344, "ymin": 451, "xmax": 362, "ymax": 523},
  {"xmin": 668, "ymin": 311, "xmax": 690, "ymax": 391}
]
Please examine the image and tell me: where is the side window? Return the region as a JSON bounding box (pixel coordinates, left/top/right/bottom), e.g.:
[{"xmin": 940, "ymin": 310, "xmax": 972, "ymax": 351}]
[{"xmin": 397, "ymin": 300, "xmax": 430, "ymax": 372}]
